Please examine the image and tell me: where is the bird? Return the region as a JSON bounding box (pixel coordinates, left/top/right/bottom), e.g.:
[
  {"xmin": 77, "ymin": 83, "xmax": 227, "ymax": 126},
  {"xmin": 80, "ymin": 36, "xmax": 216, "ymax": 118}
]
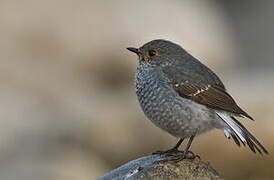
[{"xmin": 126, "ymin": 39, "xmax": 268, "ymax": 158}]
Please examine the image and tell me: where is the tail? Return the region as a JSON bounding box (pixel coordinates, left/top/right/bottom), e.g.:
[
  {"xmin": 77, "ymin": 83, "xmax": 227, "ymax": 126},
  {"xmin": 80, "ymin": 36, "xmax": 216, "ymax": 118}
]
[{"xmin": 216, "ymin": 112, "xmax": 268, "ymax": 154}]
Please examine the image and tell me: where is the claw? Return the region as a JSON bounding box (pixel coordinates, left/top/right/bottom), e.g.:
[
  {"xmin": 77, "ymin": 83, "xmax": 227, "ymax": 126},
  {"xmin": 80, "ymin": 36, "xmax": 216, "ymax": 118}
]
[
  {"xmin": 152, "ymin": 148, "xmax": 181, "ymax": 155},
  {"xmin": 158, "ymin": 150, "xmax": 199, "ymax": 163}
]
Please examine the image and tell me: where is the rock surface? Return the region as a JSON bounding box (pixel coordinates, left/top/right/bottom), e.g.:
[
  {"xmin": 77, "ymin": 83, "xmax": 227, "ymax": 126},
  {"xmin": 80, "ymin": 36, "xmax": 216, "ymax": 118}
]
[{"xmin": 98, "ymin": 152, "xmax": 222, "ymax": 180}]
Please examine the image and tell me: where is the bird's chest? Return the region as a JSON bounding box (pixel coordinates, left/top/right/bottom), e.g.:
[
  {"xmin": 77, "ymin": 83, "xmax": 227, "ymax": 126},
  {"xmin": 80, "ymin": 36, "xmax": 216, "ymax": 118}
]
[
  {"xmin": 135, "ymin": 69, "xmax": 161, "ymax": 113},
  {"xmin": 134, "ymin": 65, "xmax": 215, "ymax": 138},
  {"xmin": 135, "ymin": 66, "xmax": 176, "ymax": 120}
]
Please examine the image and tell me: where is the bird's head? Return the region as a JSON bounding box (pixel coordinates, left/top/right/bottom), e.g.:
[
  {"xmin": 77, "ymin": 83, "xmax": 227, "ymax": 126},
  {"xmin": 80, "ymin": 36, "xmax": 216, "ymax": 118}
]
[{"xmin": 127, "ymin": 39, "xmax": 186, "ymax": 65}]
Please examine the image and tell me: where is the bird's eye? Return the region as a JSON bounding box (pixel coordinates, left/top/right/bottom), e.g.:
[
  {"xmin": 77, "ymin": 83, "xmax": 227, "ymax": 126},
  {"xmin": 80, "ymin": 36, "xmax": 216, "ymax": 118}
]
[{"xmin": 148, "ymin": 50, "xmax": 156, "ymax": 57}]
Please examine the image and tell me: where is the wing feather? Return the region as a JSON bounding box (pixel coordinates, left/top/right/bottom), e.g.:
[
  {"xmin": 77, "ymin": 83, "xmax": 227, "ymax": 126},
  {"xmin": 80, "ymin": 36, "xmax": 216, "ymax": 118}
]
[{"xmin": 172, "ymin": 81, "xmax": 253, "ymax": 120}]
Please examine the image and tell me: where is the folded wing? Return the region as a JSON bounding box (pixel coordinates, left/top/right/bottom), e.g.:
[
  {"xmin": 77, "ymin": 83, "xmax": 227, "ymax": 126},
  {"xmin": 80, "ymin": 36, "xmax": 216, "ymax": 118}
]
[{"xmin": 171, "ymin": 80, "xmax": 253, "ymax": 120}]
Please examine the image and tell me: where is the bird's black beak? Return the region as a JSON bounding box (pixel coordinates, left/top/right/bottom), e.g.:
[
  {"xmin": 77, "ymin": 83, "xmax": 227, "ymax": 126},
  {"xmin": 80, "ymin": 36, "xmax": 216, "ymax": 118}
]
[{"xmin": 127, "ymin": 47, "xmax": 140, "ymax": 55}]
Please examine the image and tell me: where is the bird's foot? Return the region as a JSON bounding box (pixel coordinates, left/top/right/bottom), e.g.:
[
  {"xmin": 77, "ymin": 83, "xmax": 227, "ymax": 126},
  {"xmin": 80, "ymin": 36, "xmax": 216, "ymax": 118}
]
[
  {"xmin": 168, "ymin": 150, "xmax": 200, "ymax": 162},
  {"xmin": 152, "ymin": 147, "xmax": 181, "ymax": 156},
  {"xmin": 157, "ymin": 150, "xmax": 200, "ymax": 162}
]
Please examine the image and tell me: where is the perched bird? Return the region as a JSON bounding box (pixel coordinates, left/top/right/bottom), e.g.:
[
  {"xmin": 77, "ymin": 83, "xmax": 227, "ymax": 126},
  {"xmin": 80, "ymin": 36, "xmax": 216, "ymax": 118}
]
[{"xmin": 127, "ymin": 39, "xmax": 268, "ymax": 158}]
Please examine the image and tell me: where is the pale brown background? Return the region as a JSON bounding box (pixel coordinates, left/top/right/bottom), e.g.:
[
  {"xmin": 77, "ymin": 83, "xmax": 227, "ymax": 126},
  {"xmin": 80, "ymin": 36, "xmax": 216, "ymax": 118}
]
[{"xmin": 0, "ymin": 0, "xmax": 274, "ymax": 179}]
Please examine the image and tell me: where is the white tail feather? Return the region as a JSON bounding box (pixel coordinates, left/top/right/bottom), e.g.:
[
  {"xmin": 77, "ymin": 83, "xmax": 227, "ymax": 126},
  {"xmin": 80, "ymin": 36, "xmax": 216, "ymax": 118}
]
[
  {"xmin": 224, "ymin": 129, "xmax": 231, "ymax": 139},
  {"xmin": 216, "ymin": 112, "xmax": 247, "ymax": 144}
]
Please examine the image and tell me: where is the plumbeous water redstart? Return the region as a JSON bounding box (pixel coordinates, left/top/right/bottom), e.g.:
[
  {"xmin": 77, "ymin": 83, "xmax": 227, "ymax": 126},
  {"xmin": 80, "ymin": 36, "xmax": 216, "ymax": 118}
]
[{"xmin": 127, "ymin": 39, "xmax": 268, "ymax": 158}]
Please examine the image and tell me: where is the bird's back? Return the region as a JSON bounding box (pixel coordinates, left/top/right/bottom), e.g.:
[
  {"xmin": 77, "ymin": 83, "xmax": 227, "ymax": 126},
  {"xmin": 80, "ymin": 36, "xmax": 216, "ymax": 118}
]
[{"xmin": 161, "ymin": 52, "xmax": 225, "ymax": 89}]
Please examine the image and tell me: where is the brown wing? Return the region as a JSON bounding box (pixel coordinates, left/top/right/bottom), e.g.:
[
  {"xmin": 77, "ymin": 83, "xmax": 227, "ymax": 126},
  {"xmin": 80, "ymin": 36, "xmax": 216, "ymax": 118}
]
[{"xmin": 172, "ymin": 81, "xmax": 253, "ymax": 120}]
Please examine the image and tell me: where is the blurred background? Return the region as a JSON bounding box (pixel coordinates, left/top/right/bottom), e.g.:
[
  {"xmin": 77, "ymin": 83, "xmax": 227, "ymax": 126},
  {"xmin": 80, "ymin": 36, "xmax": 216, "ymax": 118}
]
[{"xmin": 0, "ymin": 0, "xmax": 273, "ymax": 179}]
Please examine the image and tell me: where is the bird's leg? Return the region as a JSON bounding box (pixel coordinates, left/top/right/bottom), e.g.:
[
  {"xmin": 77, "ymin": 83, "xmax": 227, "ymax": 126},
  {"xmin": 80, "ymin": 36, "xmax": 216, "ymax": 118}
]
[
  {"xmin": 152, "ymin": 138, "xmax": 184, "ymax": 155},
  {"xmin": 167, "ymin": 134, "xmax": 200, "ymax": 162},
  {"xmin": 173, "ymin": 138, "xmax": 185, "ymax": 150},
  {"xmin": 181, "ymin": 135, "xmax": 196, "ymax": 159}
]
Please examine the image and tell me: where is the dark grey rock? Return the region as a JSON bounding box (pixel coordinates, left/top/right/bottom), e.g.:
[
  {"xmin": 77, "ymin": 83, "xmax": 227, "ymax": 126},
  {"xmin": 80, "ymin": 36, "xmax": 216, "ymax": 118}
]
[{"xmin": 98, "ymin": 153, "xmax": 222, "ymax": 180}]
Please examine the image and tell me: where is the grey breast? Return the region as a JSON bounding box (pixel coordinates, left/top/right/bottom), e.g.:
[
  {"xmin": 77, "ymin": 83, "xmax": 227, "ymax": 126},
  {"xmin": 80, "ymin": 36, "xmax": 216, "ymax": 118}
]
[{"xmin": 135, "ymin": 63, "xmax": 216, "ymax": 138}]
